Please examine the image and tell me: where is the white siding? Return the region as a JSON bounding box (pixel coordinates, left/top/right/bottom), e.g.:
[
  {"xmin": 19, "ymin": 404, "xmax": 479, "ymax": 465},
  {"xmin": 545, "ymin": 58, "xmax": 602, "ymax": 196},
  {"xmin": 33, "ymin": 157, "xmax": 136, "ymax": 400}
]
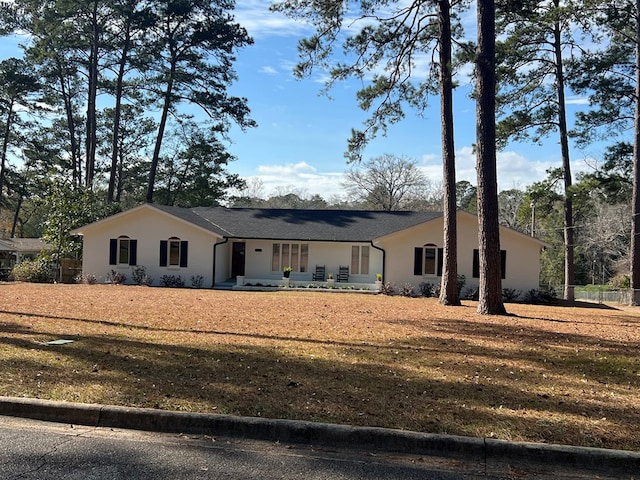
[
  {"xmin": 80, "ymin": 206, "xmax": 221, "ymax": 287},
  {"xmin": 77, "ymin": 207, "xmax": 543, "ymax": 292},
  {"xmin": 377, "ymin": 212, "xmax": 543, "ymax": 293}
]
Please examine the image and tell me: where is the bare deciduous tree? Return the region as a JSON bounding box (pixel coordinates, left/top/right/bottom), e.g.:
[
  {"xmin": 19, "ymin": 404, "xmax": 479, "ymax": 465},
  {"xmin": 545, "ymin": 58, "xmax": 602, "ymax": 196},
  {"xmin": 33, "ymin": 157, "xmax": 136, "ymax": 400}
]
[
  {"xmin": 580, "ymin": 202, "xmax": 632, "ymax": 284},
  {"xmin": 498, "ymin": 188, "xmax": 526, "ymax": 231},
  {"xmin": 342, "ymin": 154, "xmax": 432, "ymax": 211}
]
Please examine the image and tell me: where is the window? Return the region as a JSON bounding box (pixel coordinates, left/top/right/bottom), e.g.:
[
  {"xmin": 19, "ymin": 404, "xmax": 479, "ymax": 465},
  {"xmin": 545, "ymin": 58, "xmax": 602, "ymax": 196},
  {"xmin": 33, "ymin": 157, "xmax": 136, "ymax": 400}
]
[
  {"xmin": 291, "ymin": 244, "xmax": 299, "ymax": 272},
  {"xmin": 169, "ymin": 239, "xmax": 181, "ymax": 266},
  {"xmin": 413, "ymin": 245, "xmax": 443, "ymax": 276},
  {"xmin": 425, "ymin": 247, "xmax": 437, "ymax": 275},
  {"xmin": 119, "ymin": 239, "xmax": 130, "ymax": 264},
  {"xmin": 271, "ymin": 243, "xmax": 308, "ymax": 272},
  {"xmin": 272, "ymin": 244, "xmax": 280, "ymax": 271},
  {"xmin": 109, "ymin": 236, "xmax": 137, "ymax": 266},
  {"xmin": 160, "ymin": 238, "xmax": 188, "ymax": 267},
  {"xmin": 350, "ymin": 245, "xmax": 370, "ymax": 275},
  {"xmin": 300, "ymin": 244, "xmax": 308, "ymax": 272},
  {"xmin": 282, "ymin": 243, "xmax": 290, "ymax": 268},
  {"xmin": 473, "ymin": 249, "xmax": 506, "ymax": 279}
]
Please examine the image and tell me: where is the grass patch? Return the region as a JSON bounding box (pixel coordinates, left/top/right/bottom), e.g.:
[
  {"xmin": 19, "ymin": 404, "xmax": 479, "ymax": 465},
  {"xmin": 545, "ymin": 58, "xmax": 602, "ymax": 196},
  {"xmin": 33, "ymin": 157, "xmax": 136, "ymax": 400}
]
[{"xmin": 1, "ymin": 283, "xmax": 639, "ymax": 451}]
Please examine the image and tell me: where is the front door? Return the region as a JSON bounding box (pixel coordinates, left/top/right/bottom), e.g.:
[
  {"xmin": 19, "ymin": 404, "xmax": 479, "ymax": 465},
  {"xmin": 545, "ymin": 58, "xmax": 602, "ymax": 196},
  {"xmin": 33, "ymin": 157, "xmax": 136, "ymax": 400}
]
[{"xmin": 231, "ymin": 242, "xmax": 245, "ymax": 277}]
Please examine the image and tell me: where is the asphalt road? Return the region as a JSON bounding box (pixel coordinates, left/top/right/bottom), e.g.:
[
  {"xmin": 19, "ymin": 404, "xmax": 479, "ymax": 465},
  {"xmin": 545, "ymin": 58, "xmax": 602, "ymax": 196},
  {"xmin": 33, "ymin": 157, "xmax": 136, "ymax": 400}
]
[
  {"xmin": 0, "ymin": 416, "xmax": 483, "ymax": 479},
  {"xmin": 0, "ymin": 416, "xmax": 628, "ymax": 480}
]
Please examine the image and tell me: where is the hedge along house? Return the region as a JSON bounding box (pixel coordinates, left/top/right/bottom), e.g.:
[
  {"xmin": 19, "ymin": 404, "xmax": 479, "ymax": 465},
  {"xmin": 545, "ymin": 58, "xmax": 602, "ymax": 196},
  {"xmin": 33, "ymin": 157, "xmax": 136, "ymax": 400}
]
[{"xmin": 71, "ymin": 204, "xmax": 547, "ymax": 292}]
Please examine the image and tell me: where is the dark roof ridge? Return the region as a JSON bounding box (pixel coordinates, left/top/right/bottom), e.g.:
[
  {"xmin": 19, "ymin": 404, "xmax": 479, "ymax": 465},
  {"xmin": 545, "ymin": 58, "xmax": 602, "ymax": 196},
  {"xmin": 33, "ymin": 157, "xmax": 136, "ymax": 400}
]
[{"xmin": 216, "ymin": 206, "xmax": 442, "ymax": 215}]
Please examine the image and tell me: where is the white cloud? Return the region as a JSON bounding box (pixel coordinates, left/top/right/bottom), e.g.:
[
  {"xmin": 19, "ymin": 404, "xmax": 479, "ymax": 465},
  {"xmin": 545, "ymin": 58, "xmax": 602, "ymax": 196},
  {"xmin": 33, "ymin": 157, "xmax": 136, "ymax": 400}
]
[
  {"xmin": 260, "ymin": 65, "xmax": 278, "ymax": 75},
  {"xmin": 418, "ymin": 146, "xmax": 590, "ymax": 192},
  {"xmin": 418, "ymin": 164, "xmax": 445, "ymax": 184},
  {"xmin": 242, "ymin": 146, "xmax": 599, "ymax": 202},
  {"xmin": 420, "ymin": 153, "xmax": 438, "ymax": 164},
  {"xmin": 257, "ymin": 161, "xmax": 317, "ymax": 175},
  {"xmin": 454, "ymin": 146, "xmax": 552, "ymax": 190},
  {"xmin": 250, "ymin": 161, "xmax": 346, "ymax": 197},
  {"xmin": 234, "ymin": 2, "xmax": 310, "ymax": 39},
  {"xmin": 497, "ymin": 150, "xmax": 550, "ymax": 189},
  {"xmin": 565, "ymin": 95, "xmax": 590, "ymax": 105},
  {"xmin": 451, "ymin": 146, "xmax": 478, "ymax": 185}
]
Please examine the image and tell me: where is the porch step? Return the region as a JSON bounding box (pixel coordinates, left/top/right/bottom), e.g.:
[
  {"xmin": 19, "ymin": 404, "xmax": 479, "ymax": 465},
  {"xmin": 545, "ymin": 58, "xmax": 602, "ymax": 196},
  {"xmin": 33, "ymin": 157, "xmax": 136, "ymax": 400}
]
[{"xmin": 214, "ymin": 280, "xmax": 236, "ymax": 290}]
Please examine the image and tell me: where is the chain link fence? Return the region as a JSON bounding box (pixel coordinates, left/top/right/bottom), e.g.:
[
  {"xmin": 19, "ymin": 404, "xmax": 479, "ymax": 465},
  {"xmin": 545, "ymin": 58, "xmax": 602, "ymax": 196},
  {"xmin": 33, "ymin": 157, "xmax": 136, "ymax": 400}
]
[{"xmin": 574, "ymin": 286, "xmax": 634, "ymax": 305}]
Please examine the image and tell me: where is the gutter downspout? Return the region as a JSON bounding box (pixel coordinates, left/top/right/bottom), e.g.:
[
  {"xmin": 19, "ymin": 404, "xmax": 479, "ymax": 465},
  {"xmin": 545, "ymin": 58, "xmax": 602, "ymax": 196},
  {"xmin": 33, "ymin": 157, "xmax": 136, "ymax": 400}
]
[
  {"xmin": 212, "ymin": 238, "xmax": 229, "ymax": 288},
  {"xmin": 370, "ymin": 241, "xmax": 385, "ymax": 281}
]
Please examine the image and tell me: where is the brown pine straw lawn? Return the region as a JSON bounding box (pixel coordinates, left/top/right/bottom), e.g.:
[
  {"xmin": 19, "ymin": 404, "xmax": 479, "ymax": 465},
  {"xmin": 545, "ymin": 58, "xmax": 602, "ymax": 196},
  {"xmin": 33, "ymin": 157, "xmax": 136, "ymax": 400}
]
[{"xmin": 1, "ymin": 283, "xmax": 639, "ymax": 451}]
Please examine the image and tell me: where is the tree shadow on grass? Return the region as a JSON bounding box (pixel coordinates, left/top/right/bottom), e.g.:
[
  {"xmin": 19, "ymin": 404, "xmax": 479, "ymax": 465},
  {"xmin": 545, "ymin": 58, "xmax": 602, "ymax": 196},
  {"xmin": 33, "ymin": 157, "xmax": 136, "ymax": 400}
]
[
  {"xmin": 546, "ymin": 300, "xmax": 621, "ymax": 310},
  {"xmin": 395, "ymin": 316, "xmax": 640, "ymax": 396},
  {"xmin": 0, "ymin": 308, "xmax": 411, "ymax": 351},
  {"xmin": 1, "ymin": 317, "xmax": 639, "ymax": 452},
  {"xmin": 418, "ymin": 316, "xmax": 640, "ymax": 349}
]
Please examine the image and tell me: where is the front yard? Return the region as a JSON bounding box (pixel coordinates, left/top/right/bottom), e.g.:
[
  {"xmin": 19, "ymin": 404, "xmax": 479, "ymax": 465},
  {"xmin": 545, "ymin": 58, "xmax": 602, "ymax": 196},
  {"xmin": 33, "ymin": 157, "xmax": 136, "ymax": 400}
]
[{"xmin": 1, "ymin": 283, "xmax": 639, "ymax": 451}]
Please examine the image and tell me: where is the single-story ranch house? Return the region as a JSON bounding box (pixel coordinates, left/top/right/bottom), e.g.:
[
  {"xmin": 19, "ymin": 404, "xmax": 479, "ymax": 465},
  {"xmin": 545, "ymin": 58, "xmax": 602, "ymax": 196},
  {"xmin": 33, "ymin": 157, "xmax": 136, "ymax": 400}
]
[{"xmin": 72, "ymin": 204, "xmax": 546, "ymax": 293}]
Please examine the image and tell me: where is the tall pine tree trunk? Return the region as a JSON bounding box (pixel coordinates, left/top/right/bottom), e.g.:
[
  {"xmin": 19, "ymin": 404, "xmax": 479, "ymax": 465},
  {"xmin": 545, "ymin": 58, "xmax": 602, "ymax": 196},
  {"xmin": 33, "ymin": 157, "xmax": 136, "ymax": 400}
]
[
  {"xmin": 0, "ymin": 100, "xmax": 14, "ymax": 211},
  {"xmin": 10, "ymin": 194, "xmax": 23, "ymax": 238},
  {"xmin": 108, "ymin": 21, "xmax": 131, "ymax": 203},
  {"xmin": 116, "ymin": 144, "xmax": 124, "ymax": 202},
  {"xmin": 85, "ymin": 0, "xmax": 99, "ymax": 189},
  {"xmin": 631, "ymin": 0, "xmax": 640, "ymax": 305},
  {"xmin": 56, "ymin": 59, "xmax": 81, "ymax": 186},
  {"xmin": 147, "ymin": 67, "xmax": 175, "ymax": 203},
  {"xmin": 553, "ymin": 0, "xmax": 575, "ymax": 302},
  {"xmin": 438, "ymin": 0, "xmax": 460, "ymax": 306},
  {"xmin": 476, "ymin": 0, "xmax": 506, "ymax": 315}
]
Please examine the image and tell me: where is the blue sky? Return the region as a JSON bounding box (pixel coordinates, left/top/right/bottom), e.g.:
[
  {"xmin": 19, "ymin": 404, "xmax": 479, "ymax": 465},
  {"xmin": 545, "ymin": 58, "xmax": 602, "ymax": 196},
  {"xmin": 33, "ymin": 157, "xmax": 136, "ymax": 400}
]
[
  {"xmin": 1, "ymin": 2, "xmax": 604, "ymax": 200},
  {"xmin": 228, "ymin": 2, "xmax": 602, "ymax": 199}
]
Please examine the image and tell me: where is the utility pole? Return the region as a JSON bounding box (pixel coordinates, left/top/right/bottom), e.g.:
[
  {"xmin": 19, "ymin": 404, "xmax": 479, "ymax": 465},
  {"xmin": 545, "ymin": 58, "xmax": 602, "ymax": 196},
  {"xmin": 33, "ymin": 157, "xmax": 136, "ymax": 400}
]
[{"xmin": 530, "ymin": 200, "xmax": 536, "ymax": 237}]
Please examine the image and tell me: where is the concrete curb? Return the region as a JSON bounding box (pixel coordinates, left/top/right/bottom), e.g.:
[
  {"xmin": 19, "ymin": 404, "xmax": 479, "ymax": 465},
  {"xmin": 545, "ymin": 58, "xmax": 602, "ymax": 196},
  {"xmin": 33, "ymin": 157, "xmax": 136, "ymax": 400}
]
[{"xmin": 1, "ymin": 396, "xmax": 639, "ymax": 476}]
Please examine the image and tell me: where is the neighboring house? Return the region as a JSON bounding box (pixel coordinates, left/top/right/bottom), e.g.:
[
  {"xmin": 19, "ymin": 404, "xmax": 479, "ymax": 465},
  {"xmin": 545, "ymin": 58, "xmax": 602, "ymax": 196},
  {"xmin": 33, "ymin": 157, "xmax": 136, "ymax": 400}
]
[
  {"xmin": 0, "ymin": 238, "xmax": 48, "ymax": 277},
  {"xmin": 71, "ymin": 204, "xmax": 547, "ymax": 293},
  {"xmin": 0, "ymin": 238, "xmax": 47, "ymax": 263}
]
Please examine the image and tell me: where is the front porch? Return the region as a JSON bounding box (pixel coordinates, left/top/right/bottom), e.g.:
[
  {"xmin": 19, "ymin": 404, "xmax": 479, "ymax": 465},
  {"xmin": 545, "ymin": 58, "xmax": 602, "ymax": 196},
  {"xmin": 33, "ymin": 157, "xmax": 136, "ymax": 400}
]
[{"xmin": 228, "ymin": 276, "xmax": 382, "ymax": 293}]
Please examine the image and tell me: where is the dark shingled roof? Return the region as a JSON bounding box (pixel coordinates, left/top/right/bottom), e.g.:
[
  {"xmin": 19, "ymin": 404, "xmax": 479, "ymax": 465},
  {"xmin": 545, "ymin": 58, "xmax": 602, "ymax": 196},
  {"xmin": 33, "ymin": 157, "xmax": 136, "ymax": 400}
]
[
  {"xmin": 0, "ymin": 238, "xmax": 48, "ymax": 252},
  {"xmin": 152, "ymin": 205, "xmax": 443, "ymax": 242}
]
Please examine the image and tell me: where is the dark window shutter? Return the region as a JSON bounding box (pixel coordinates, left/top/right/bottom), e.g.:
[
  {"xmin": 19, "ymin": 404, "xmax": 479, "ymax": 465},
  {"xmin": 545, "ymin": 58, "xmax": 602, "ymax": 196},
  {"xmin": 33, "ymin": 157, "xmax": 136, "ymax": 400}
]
[
  {"xmin": 159, "ymin": 240, "xmax": 168, "ymax": 266},
  {"xmin": 180, "ymin": 241, "xmax": 188, "ymax": 268},
  {"xmin": 109, "ymin": 239, "xmax": 117, "ymax": 265},
  {"xmin": 414, "ymin": 247, "xmax": 423, "ymax": 275},
  {"xmin": 501, "ymin": 250, "xmax": 506, "ymax": 279},
  {"xmin": 129, "ymin": 240, "xmax": 137, "ymax": 265},
  {"xmin": 472, "ymin": 249, "xmax": 479, "ymax": 278},
  {"xmin": 437, "ymin": 248, "xmax": 444, "ymax": 277}
]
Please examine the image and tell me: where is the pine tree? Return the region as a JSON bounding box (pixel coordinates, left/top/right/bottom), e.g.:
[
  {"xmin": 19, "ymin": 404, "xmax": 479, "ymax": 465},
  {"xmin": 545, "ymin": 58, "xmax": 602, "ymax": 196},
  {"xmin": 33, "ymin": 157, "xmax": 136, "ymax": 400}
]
[{"xmin": 272, "ymin": 0, "xmax": 470, "ymax": 305}]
